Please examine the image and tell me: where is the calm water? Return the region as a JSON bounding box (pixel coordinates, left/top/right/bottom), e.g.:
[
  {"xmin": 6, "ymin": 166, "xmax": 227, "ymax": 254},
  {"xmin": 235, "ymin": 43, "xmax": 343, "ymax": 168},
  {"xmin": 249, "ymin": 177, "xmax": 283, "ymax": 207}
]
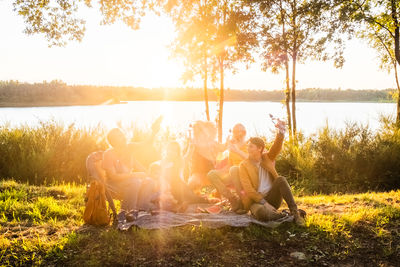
[{"xmin": 0, "ymin": 101, "xmax": 396, "ymax": 138}]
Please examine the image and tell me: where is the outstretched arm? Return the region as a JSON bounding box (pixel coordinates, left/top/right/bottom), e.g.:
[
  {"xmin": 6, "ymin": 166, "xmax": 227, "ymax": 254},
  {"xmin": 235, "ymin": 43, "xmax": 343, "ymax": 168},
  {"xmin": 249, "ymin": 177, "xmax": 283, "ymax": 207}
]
[
  {"xmin": 131, "ymin": 116, "xmax": 163, "ymax": 149},
  {"xmin": 265, "ymin": 132, "xmax": 284, "ymax": 162},
  {"xmin": 229, "ymin": 143, "xmax": 248, "ymax": 160},
  {"xmin": 266, "ymin": 119, "xmax": 286, "ymax": 161}
]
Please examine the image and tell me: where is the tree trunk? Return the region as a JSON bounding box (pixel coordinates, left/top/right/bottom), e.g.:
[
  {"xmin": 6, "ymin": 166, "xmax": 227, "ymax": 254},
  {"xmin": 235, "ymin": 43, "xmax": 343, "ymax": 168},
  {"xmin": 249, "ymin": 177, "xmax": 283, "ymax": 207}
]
[
  {"xmin": 217, "ymin": 0, "xmax": 226, "ymax": 143},
  {"xmin": 203, "ymin": 58, "xmax": 210, "ymax": 121},
  {"xmin": 285, "ymin": 59, "xmax": 292, "ymax": 137},
  {"xmin": 218, "ymin": 59, "xmax": 224, "ymax": 143},
  {"xmin": 291, "ymin": 52, "xmax": 297, "ymax": 136},
  {"xmin": 291, "ymin": 0, "xmax": 298, "ymax": 137},
  {"xmin": 280, "ymin": 0, "xmax": 292, "ymax": 137},
  {"xmin": 395, "ymin": 61, "xmax": 400, "ymax": 125},
  {"xmin": 392, "ymin": 0, "xmax": 400, "ymax": 65},
  {"xmin": 397, "ymin": 87, "xmax": 400, "ymax": 126}
]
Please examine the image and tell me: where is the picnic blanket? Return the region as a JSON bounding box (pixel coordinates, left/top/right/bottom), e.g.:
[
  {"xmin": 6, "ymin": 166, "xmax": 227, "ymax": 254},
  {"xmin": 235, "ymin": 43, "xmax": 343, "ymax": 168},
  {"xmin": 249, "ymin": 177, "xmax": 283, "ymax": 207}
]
[{"xmin": 117, "ymin": 204, "xmax": 294, "ymax": 230}]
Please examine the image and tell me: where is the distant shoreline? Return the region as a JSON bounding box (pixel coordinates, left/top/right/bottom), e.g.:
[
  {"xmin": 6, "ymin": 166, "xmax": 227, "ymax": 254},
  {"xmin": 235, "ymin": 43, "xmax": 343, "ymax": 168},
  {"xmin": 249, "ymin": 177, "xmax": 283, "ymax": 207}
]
[
  {"xmin": 0, "ymin": 99, "xmax": 395, "ymax": 108},
  {"xmin": 0, "ymin": 81, "xmax": 396, "ymax": 107}
]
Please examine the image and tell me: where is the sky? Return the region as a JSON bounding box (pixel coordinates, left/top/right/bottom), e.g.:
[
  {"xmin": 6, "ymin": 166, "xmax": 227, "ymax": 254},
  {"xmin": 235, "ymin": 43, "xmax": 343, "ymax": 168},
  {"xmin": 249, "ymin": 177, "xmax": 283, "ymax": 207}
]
[{"xmin": 0, "ymin": 1, "xmax": 395, "ymax": 91}]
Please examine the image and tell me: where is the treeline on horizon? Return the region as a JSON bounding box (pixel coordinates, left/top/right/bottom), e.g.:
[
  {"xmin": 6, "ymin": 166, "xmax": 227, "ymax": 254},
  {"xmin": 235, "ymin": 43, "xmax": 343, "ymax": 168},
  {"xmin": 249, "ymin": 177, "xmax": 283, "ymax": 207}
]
[{"xmin": 0, "ymin": 80, "xmax": 395, "ymax": 106}]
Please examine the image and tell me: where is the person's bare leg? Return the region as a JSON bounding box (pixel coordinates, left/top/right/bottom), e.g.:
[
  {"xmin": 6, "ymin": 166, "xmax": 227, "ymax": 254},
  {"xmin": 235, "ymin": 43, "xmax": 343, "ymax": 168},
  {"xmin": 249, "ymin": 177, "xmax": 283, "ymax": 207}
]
[
  {"xmin": 121, "ymin": 178, "xmax": 141, "ymax": 211},
  {"xmin": 137, "ymin": 177, "xmax": 156, "ymax": 210}
]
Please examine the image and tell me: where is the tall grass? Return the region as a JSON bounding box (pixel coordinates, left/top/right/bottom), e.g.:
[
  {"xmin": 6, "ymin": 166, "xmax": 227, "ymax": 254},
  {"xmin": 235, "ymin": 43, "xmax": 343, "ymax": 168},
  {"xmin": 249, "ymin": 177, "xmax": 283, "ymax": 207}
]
[
  {"xmin": 0, "ymin": 121, "xmax": 108, "ymax": 184},
  {"xmin": 0, "ymin": 118, "xmax": 399, "ymax": 193},
  {"xmin": 0, "ymin": 121, "xmax": 169, "ymax": 185},
  {"xmin": 277, "ymin": 117, "xmax": 400, "ymax": 193}
]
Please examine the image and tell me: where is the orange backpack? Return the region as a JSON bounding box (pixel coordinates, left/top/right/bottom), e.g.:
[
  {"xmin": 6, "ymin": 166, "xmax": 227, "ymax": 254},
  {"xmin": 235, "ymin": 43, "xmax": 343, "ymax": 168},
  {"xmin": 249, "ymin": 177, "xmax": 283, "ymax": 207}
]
[{"xmin": 83, "ymin": 180, "xmax": 110, "ymax": 226}]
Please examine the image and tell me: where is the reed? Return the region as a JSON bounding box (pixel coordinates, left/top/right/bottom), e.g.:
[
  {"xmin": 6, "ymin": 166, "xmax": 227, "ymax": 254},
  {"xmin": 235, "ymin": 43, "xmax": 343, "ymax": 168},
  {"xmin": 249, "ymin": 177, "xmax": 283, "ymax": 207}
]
[
  {"xmin": 0, "ymin": 118, "xmax": 399, "ymax": 193},
  {"xmin": 277, "ymin": 116, "xmax": 400, "ymax": 193}
]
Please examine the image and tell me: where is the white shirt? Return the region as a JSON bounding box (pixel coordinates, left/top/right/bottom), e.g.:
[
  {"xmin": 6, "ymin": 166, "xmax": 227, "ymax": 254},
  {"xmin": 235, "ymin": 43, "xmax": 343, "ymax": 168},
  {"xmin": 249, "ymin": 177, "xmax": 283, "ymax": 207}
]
[{"xmin": 256, "ymin": 161, "xmax": 273, "ymax": 196}]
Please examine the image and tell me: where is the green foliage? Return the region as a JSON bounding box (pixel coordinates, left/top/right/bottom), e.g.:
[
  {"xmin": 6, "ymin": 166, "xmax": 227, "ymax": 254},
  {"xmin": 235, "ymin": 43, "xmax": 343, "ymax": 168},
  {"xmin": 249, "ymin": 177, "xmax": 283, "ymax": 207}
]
[
  {"xmin": 13, "ymin": 0, "xmax": 153, "ymax": 46},
  {"xmin": 1, "ymin": 116, "xmax": 399, "ymax": 193},
  {"xmin": 276, "ymin": 119, "xmax": 400, "ymax": 193},
  {"xmin": 255, "ymin": 0, "xmax": 347, "ymax": 135},
  {"xmin": 0, "ymin": 121, "xmax": 106, "ymax": 184},
  {"xmin": 166, "ymin": 0, "xmax": 259, "ymax": 140},
  {"xmin": 257, "ymin": 0, "xmax": 344, "ymax": 71},
  {"xmin": 167, "ymin": 0, "xmax": 217, "ymax": 84},
  {"xmin": 0, "ymin": 121, "xmax": 166, "ymax": 185},
  {"xmin": 13, "ymin": 0, "xmax": 86, "ymax": 46},
  {"xmin": 346, "ymin": 0, "xmax": 400, "ymax": 123}
]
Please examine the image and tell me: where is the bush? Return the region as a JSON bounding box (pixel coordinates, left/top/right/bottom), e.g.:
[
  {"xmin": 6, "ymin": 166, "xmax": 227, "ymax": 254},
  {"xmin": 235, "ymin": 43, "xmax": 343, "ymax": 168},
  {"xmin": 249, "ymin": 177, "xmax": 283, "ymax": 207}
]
[
  {"xmin": 0, "ymin": 121, "xmax": 167, "ymax": 185},
  {"xmin": 1, "ymin": 119, "xmax": 399, "ymax": 193},
  {"xmin": 276, "ymin": 118, "xmax": 400, "ymax": 193},
  {"xmin": 0, "ymin": 122, "xmax": 107, "ymax": 184}
]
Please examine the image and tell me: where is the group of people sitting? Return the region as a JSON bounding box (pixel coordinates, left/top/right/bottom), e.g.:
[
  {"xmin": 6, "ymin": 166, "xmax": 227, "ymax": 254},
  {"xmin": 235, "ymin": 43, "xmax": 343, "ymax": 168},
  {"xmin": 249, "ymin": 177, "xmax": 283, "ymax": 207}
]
[{"xmin": 88, "ymin": 116, "xmax": 305, "ymax": 226}]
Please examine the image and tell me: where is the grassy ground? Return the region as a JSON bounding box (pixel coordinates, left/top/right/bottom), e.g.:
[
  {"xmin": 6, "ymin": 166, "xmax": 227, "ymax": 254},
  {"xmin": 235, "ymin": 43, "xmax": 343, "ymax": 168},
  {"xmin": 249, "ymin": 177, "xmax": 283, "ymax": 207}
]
[{"xmin": 1, "ymin": 180, "xmax": 399, "ymax": 266}]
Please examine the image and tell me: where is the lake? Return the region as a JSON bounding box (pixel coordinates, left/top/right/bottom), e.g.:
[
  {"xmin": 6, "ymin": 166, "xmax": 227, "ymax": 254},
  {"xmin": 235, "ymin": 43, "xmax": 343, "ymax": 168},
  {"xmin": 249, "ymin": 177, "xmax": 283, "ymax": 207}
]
[{"xmin": 0, "ymin": 101, "xmax": 396, "ymax": 138}]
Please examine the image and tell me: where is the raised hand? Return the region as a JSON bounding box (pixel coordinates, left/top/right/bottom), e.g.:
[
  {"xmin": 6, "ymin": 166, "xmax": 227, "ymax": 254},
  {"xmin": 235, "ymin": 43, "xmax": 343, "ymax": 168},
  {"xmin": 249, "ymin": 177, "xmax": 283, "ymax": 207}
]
[
  {"xmin": 275, "ymin": 118, "xmax": 286, "ymax": 130},
  {"xmin": 269, "ymin": 114, "xmax": 286, "ymax": 134}
]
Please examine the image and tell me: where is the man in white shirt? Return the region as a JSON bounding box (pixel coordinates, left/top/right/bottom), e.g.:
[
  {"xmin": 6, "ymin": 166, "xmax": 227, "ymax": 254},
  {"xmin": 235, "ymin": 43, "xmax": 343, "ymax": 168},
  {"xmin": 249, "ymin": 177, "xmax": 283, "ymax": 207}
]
[{"xmin": 239, "ymin": 120, "xmax": 305, "ymax": 225}]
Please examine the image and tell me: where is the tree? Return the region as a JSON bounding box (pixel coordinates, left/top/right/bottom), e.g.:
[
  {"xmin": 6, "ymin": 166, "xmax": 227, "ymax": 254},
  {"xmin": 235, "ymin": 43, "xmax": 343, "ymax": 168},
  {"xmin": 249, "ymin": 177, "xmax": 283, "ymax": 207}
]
[
  {"xmin": 339, "ymin": 0, "xmax": 400, "ymax": 125},
  {"xmin": 211, "ymin": 0, "xmax": 258, "ymax": 142},
  {"xmin": 166, "ymin": 0, "xmax": 218, "ymax": 122},
  {"xmin": 359, "ymin": 22, "xmax": 400, "ymax": 122},
  {"xmin": 13, "ymin": 0, "xmax": 152, "ymax": 46},
  {"xmin": 254, "ymin": 0, "xmax": 344, "ymax": 137},
  {"xmin": 165, "ymin": 0, "xmax": 258, "ymax": 141},
  {"xmin": 258, "ymin": 0, "xmax": 293, "ymax": 137}
]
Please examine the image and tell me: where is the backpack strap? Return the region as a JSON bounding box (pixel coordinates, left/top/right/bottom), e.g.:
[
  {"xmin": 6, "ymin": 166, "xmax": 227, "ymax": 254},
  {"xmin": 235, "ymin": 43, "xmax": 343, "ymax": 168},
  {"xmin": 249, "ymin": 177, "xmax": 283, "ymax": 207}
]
[{"xmin": 86, "ymin": 151, "xmax": 117, "ymax": 220}]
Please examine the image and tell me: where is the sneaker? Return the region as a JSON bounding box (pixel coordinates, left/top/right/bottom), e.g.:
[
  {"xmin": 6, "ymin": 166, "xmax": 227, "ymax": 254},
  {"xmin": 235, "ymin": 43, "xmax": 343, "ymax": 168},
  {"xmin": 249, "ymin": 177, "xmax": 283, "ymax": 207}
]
[
  {"xmin": 293, "ymin": 210, "xmax": 306, "ymax": 226},
  {"xmin": 283, "ymin": 208, "xmax": 306, "ymax": 218},
  {"xmin": 229, "ymin": 196, "xmax": 242, "ymax": 212},
  {"xmin": 298, "ymin": 209, "xmax": 307, "ymax": 218}
]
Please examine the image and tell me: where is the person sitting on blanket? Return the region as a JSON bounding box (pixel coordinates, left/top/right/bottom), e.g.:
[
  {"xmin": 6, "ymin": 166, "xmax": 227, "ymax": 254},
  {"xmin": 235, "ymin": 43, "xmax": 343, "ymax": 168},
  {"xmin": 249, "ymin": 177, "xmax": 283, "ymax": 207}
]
[
  {"xmin": 149, "ymin": 141, "xmax": 209, "ymax": 212},
  {"xmin": 207, "ymin": 123, "xmax": 248, "ymax": 213},
  {"xmin": 239, "ymin": 119, "xmax": 305, "ymax": 225},
  {"xmin": 102, "ymin": 117, "xmax": 162, "ymax": 220},
  {"xmin": 187, "ymin": 121, "xmax": 228, "ymax": 193}
]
